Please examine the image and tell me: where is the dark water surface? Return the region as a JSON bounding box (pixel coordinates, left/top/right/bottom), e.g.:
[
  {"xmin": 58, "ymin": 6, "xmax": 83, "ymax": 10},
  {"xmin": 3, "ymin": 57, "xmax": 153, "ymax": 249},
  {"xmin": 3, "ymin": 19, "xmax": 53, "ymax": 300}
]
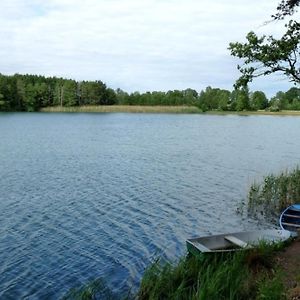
[{"xmin": 1, "ymin": 113, "xmax": 300, "ymax": 299}]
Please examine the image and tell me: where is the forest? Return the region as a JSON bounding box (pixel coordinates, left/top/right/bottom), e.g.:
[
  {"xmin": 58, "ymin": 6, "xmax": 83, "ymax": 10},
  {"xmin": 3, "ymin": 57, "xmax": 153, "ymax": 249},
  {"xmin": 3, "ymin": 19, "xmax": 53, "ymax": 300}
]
[{"xmin": 0, "ymin": 73, "xmax": 299, "ymax": 112}]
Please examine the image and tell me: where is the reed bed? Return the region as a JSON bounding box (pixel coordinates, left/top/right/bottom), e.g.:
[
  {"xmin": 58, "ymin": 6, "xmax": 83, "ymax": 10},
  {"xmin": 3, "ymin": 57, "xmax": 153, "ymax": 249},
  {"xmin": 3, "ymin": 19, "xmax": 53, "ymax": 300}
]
[
  {"xmin": 247, "ymin": 166, "xmax": 300, "ymax": 219},
  {"xmin": 40, "ymin": 105, "xmax": 201, "ymax": 114},
  {"xmin": 205, "ymin": 110, "xmax": 300, "ymax": 116},
  {"xmin": 40, "ymin": 106, "xmax": 300, "ymax": 115}
]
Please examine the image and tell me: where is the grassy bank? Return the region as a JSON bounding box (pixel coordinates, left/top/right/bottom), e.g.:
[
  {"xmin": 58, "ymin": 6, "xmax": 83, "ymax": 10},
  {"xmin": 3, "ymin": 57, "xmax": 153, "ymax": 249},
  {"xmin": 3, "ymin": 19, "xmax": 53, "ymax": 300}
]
[
  {"xmin": 138, "ymin": 243, "xmax": 287, "ymax": 300},
  {"xmin": 40, "ymin": 105, "xmax": 201, "ymax": 114},
  {"xmin": 40, "ymin": 105, "xmax": 300, "ymax": 115},
  {"xmin": 63, "ymin": 242, "xmax": 289, "ymax": 300}
]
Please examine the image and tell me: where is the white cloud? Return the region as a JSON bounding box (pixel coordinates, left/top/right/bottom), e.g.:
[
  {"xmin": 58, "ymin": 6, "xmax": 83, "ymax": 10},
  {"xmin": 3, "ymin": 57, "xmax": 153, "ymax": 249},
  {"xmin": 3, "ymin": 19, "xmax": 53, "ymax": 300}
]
[{"xmin": 0, "ymin": 0, "xmax": 295, "ymax": 96}]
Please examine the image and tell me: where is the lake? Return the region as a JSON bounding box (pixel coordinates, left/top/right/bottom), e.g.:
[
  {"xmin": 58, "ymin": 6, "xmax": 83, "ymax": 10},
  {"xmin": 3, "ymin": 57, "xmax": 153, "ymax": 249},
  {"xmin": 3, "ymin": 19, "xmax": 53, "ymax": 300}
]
[{"xmin": 0, "ymin": 113, "xmax": 300, "ymax": 299}]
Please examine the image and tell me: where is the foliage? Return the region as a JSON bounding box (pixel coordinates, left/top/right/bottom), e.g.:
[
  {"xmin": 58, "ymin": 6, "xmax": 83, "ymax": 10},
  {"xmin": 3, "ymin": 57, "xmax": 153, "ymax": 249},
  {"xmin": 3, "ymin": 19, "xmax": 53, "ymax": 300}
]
[
  {"xmin": 5, "ymin": 73, "xmax": 300, "ymax": 113},
  {"xmin": 270, "ymin": 87, "xmax": 300, "ymax": 109},
  {"xmin": 61, "ymin": 278, "xmax": 115, "ymax": 300},
  {"xmin": 256, "ymin": 274, "xmax": 285, "ymax": 300},
  {"xmin": 250, "ymin": 91, "xmax": 268, "ymax": 110},
  {"xmin": 197, "ymin": 86, "xmax": 231, "ymax": 111},
  {"xmin": 247, "ymin": 166, "xmax": 300, "ymax": 219},
  {"xmin": 273, "ymin": 0, "xmax": 300, "ymax": 20},
  {"xmin": 235, "ymin": 87, "xmax": 250, "ymax": 111},
  {"xmin": 229, "ymin": 20, "xmax": 300, "ymax": 87},
  {"xmin": 0, "ymin": 74, "xmax": 116, "ymax": 112},
  {"xmin": 116, "ymin": 89, "xmax": 199, "ymax": 107},
  {"xmin": 61, "ymin": 278, "xmax": 133, "ymax": 300}
]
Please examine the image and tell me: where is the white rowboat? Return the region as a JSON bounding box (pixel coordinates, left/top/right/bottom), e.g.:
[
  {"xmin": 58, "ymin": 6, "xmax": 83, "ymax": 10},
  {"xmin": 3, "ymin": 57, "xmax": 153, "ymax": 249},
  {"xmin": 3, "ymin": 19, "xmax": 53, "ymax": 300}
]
[{"xmin": 186, "ymin": 229, "xmax": 291, "ymax": 254}]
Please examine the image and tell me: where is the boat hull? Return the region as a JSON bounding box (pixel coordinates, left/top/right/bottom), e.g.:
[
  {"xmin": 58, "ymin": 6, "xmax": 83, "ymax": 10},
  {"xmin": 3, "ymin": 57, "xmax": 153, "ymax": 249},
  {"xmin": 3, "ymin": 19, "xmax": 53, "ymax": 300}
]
[
  {"xmin": 186, "ymin": 229, "xmax": 291, "ymax": 254},
  {"xmin": 279, "ymin": 204, "xmax": 300, "ymax": 232}
]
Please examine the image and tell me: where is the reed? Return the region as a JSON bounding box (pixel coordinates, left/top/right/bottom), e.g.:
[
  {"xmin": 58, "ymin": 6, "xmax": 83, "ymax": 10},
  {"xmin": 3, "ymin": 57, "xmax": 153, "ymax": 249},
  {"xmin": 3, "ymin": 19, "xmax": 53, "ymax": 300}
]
[
  {"xmin": 137, "ymin": 242, "xmax": 285, "ymax": 300},
  {"xmin": 205, "ymin": 110, "xmax": 300, "ymax": 116},
  {"xmin": 40, "ymin": 105, "xmax": 201, "ymax": 114},
  {"xmin": 247, "ymin": 166, "xmax": 300, "ymax": 219},
  {"xmin": 40, "ymin": 106, "xmax": 300, "ymax": 115},
  {"xmin": 61, "ymin": 278, "xmax": 116, "ymax": 300}
]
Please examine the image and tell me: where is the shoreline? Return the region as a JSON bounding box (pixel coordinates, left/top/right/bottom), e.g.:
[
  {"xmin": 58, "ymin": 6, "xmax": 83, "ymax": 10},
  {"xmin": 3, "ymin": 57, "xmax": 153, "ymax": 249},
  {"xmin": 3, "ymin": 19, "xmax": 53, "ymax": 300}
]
[{"xmin": 39, "ymin": 105, "xmax": 300, "ymax": 116}]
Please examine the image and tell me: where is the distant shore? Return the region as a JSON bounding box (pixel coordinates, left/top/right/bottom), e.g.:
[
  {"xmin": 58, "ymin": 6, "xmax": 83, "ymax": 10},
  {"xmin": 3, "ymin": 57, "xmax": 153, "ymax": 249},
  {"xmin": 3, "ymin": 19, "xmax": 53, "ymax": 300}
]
[
  {"xmin": 40, "ymin": 105, "xmax": 201, "ymax": 114},
  {"xmin": 40, "ymin": 105, "xmax": 300, "ymax": 116}
]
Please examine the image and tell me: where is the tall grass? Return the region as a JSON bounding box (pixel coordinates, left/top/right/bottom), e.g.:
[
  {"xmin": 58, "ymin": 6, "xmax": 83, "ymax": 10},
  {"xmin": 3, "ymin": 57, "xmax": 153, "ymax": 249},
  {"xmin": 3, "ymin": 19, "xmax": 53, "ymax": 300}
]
[
  {"xmin": 60, "ymin": 245, "xmax": 287, "ymax": 299},
  {"xmin": 61, "ymin": 278, "xmax": 116, "ymax": 300},
  {"xmin": 40, "ymin": 105, "xmax": 201, "ymax": 114},
  {"xmin": 137, "ymin": 242, "xmax": 285, "ymax": 300},
  {"xmin": 247, "ymin": 166, "xmax": 300, "ymax": 219},
  {"xmin": 40, "ymin": 106, "xmax": 300, "ymax": 115}
]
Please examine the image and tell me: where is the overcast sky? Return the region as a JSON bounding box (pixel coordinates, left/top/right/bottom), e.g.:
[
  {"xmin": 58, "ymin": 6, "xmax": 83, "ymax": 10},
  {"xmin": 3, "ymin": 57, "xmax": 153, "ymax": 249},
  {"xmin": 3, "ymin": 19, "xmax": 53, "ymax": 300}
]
[{"xmin": 0, "ymin": 0, "xmax": 296, "ymax": 96}]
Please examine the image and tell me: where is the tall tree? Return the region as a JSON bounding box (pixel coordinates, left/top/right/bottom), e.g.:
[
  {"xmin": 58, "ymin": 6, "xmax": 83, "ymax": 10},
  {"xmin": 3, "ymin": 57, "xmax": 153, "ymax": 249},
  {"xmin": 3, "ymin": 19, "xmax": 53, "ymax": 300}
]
[
  {"xmin": 250, "ymin": 91, "xmax": 268, "ymax": 110},
  {"xmin": 229, "ymin": 1, "xmax": 300, "ymax": 88},
  {"xmin": 273, "ymin": 0, "xmax": 299, "ymax": 19},
  {"xmin": 229, "ymin": 21, "xmax": 300, "ymax": 87},
  {"xmin": 235, "ymin": 87, "xmax": 250, "ymax": 111}
]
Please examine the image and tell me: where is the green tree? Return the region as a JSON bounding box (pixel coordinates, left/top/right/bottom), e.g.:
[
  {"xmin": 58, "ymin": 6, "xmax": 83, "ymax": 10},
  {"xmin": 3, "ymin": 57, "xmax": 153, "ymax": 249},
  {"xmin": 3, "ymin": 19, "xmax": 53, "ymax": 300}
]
[
  {"xmin": 0, "ymin": 93, "xmax": 5, "ymax": 111},
  {"xmin": 62, "ymin": 80, "xmax": 78, "ymax": 106},
  {"xmin": 216, "ymin": 89, "xmax": 231, "ymax": 110},
  {"xmin": 102, "ymin": 88, "xmax": 117, "ymax": 105},
  {"xmin": 183, "ymin": 88, "xmax": 198, "ymax": 105},
  {"xmin": 80, "ymin": 80, "xmax": 107, "ymax": 105},
  {"xmin": 250, "ymin": 91, "xmax": 268, "ymax": 110},
  {"xmin": 274, "ymin": 0, "xmax": 299, "ymax": 19},
  {"xmin": 198, "ymin": 87, "xmax": 231, "ymax": 111},
  {"xmin": 16, "ymin": 78, "xmax": 26, "ymax": 110},
  {"xmin": 229, "ymin": 21, "xmax": 300, "ymax": 87},
  {"xmin": 234, "ymin": 87, "xmax": 250, "ymax": 111},
  {"xmin": 24, "ymin": 83, "xmax": 38, "ymax": 111},
  {"xmin": 229, "ymin": 0, "xmax": 300, "ymax": 88},
  {"xmin": 269, "ymin": 91, "xmax": 286, "ymax": 110},
  {"xmin": 115, "ymin": 88, "xmax": 129, "ymax": 105}
]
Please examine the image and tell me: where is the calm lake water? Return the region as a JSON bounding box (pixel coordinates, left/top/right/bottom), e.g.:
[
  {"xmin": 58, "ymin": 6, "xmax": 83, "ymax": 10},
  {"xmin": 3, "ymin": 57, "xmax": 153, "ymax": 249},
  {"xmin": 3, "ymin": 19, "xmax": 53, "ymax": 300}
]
[{"xmin": 1, "ymin": 113, "xmax": 300, "ymax": 299}]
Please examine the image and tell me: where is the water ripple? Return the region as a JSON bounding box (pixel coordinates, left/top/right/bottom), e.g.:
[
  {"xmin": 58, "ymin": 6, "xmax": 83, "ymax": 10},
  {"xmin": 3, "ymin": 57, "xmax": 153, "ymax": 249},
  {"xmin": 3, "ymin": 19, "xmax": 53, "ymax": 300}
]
[{"xmin": 1, "ymin": 113, "xmax": 300, "ymax": 298}]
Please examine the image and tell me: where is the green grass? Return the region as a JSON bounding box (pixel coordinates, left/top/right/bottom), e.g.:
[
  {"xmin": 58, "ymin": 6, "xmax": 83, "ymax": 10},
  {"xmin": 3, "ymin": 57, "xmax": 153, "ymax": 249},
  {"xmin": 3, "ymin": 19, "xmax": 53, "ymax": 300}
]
[
  {"xmin": 61, "ymin": 278, "xmax": 116, "ymax": 300},
  {"xmin": 60, "ymin": 243, "xmax": 287, "ymax": 299},
  {"xmin": 247, "ymin": 166, "xmax": 300, "ymax": 219},
  {"xmin": 60, "ymin": 241, "xmax": 290, "ymax": 300},
  {"xmin": 137, "ymin": 242, "xmax": 286, "ymax": 300},
  {"xmin": 256, "ymin": 273, "xmax": 285, "ymax": 300}
]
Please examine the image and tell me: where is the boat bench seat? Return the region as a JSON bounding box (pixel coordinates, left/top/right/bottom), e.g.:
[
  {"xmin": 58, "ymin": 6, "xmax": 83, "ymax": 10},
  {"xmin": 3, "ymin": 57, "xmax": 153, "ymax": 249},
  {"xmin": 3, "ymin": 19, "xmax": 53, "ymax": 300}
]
[
  {"xmin": 284, "ymin": 214, "xmax": 300, "ymax": 218},
  {"xmin": 281, "ymin": 222, "xmax": 300, "ymax": 228},
  {"xmin": 193, "ymin": 242, "xmax": 211, "ymax": 252},
  {"xmin": 224, "ymin": 235, "xmax": 248, "ymax": 248}
]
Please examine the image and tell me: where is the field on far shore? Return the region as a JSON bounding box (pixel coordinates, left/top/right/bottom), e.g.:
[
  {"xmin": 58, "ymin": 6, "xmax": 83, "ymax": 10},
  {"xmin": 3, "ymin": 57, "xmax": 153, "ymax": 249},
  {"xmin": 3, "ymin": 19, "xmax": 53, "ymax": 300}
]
[{"xmin": 40, "ymin": 105, "xmax": 300, "ymax": 116}]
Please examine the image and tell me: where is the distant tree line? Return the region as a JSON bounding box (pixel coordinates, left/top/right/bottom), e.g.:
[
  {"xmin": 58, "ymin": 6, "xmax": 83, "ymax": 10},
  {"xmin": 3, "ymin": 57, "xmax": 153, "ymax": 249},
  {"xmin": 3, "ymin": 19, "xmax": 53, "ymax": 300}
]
[
  {"xmin": 0, "ymin": 74, "xmax": 117, "ymax": 112},
  {"xmin": 0, "ymin": 73, "xmax": 299, "ymax": 112}
]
